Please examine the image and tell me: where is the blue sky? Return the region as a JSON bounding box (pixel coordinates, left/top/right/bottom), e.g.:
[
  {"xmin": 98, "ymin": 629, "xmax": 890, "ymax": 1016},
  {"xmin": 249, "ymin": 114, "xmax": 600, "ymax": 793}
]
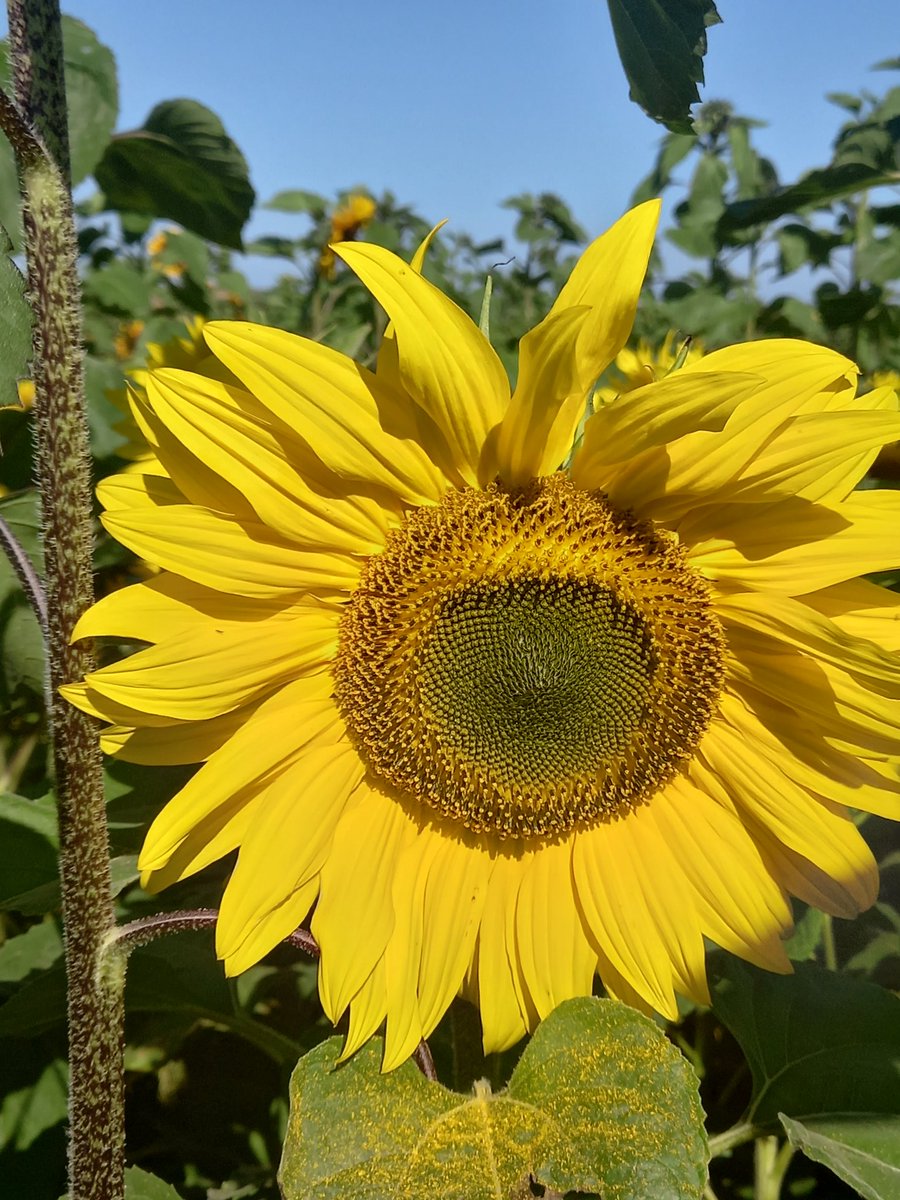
[{"xmin": 6, "ymin": 3, "xmax": 899, "ymax": 254}]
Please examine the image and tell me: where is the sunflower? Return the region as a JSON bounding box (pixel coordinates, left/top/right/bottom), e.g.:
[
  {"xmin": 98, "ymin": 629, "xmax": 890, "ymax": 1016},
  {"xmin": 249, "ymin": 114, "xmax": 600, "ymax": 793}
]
[{"xmin": 63, "ymin": 201, "xmax": 900, "ymax": 1068}]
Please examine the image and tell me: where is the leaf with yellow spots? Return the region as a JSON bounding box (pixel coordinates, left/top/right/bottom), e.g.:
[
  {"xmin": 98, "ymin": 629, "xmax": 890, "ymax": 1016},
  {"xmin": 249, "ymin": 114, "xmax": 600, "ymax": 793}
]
[{"xmin": 279, "ymin": 997, "xmax": 707, "ymax": 1199}]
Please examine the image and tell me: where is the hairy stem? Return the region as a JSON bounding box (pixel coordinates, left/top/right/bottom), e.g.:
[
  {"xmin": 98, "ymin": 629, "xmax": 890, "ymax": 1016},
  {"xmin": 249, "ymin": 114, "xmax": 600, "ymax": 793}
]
[{"xmin": 4, "ymin": 3, "xmax": 122, "ymax": 1198}]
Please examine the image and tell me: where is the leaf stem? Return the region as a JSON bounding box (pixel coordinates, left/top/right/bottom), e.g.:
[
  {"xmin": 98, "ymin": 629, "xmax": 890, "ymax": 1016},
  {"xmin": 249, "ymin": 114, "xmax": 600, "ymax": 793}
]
[
  {"xmin": 0, "ymin": 512, "xmax": 48, "ymax": 634},
  {"xmin": 708, "ymin": 1121, "xmax": 758, "ymax": 1158},
  {"xmin": 109, "ymin": 908, "xmax": 320, "ymax": 960}
]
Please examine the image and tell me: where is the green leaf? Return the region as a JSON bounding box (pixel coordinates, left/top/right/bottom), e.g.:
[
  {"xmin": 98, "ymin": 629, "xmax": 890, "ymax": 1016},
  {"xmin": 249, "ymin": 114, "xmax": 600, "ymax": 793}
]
[
  {"xmin": 606, "ymin": 0, "xmax": 721, "ymax": 134},
  {"xmin": 264, "ymin": 189, "xmax": 328, "ymax": 218},
  {"xmin": 719, "ymin": 162, "xmax": 900, "ymax": 232},
  {"xmin": 280, "ymin": 997, "xmax": 706, "ymax": 1199},
  {"xmin": 95, "ymin": 99, "xmax": 255, "ymax": 249},
  {"xmin": 124, "ymin": 1165, "xmax": 184, "ymax": 1200},
  {"xmin": 780, "ymin": 1114, "xmax": 900, "ymax": 1200},
  {"xmin": 710, "ymin": 955, "xmax": 900, "ymax": 1127},
  {"xmin": 60, "ymin": 16, "xmax": 118, "ymax": 186},
  {"xmin": 0, "ymin": 17, "xmax": 118, "ymax": 247},
  {"xmin": 0, "ymin": 921, "xmax": 62, "ymax": 986},
  {"xmin": 6, "ymin": 854, "xmax": 138, "ymax": 916},
  {"xmin": 82, "ymin": 259, "xmax": 154, "ymax": 316},
  {"xmin": 0, "ymin": 794, "xmax": 57, "ymax": 909},
  {"xmin": 0, "ymin": 231, "xmax": 32, "ymax": 409}
]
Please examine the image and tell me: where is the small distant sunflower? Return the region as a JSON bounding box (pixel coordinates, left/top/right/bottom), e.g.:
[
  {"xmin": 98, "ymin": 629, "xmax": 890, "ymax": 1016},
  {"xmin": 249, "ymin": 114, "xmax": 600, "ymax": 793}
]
[
  {"xmin": 64, "ymin": 201, "xmax": 900, "ymax": 1068},
  {"xmin": 318, "ymin": 193, "xmax": 377, "ymax": 278},
  {"xmin": 593, "ymin": 330, "xmax": 704, "ymax": 408}
]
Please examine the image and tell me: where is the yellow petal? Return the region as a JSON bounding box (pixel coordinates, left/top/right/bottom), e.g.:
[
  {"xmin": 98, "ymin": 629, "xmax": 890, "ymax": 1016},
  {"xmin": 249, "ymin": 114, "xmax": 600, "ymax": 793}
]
[
  {"xmin": 84, "ymin": 611, "xmax": 337, "ymax": 720},
  {"xmin": 572, "ymin": 820, "xmax": 679, "ymax": 1018},
  {"xmin": 222, "ymin": 876, "xmax": 320, "ymax": 977},
  {"xmin": 103, "ymin": 502, "xmax": 361, "ymax": 599},
  {"xmin": 514, "ymin": 837, "xmax": 596, "ymax": 1018},
  {"xmin": 573, "ymin": 371, "xmax": 761, "ymax": 492},
  {"xmin": 101, "ymin": 706, "xmax": 257, "ymax": 765},
  {"xmin": 476, "ymin": 850, "xmax": 534, "ymax": 1054},
  {"xmin": 146, "ymin": 369, "xmax": 393, "ymax": 549},
  {"xmin": 333, "ymin": 240, "xmax": 509, "ymax": 485},
  {"xmin": 549, "ymin": 200, "xmax": 660, "ymax": 388},
  {"xmin": 341, "ymin": 960, "xmax": 388, "ymax": 1061},
  {"xmin": 313, "ymin": 781, "xmax": 416, "ymax": 1022},
  {"xmin": 416, "ymin": 828, "xmax": 493, "ymax": 1036},
  {"xmin": 203, "ymin": 322, "xmax": 450, "ymax": 505},
  {"xmin": 698, "ymin": 724, "xmax": 878, "ymax": 914},
  {"xmin": 138, "ymin": 681, "xmax": 340, "ymax": 869},
  {"xmin": 216, "ymin": 739, "xmax": 364, "ymax": 960},
  {"xmin": 803, "ymin": 578, "xmax": 900, "ymax": 651},
  {"xmin": 656, "ymin": 774, "xmax": 793, "ymax": 973},
  {"xmin": 492, "ymin": 306, "xmax": 591, "ymax": 484}
]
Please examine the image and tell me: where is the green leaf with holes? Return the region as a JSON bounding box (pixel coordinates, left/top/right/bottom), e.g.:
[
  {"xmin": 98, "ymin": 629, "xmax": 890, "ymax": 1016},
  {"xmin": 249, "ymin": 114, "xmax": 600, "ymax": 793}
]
[
  {"xmin": 279, "ymin": 996, "xmax": 706, "ymax": 1199},
  {"xmin": 606, "ymin": 0, "xmax": 721, "ymax": 133}
]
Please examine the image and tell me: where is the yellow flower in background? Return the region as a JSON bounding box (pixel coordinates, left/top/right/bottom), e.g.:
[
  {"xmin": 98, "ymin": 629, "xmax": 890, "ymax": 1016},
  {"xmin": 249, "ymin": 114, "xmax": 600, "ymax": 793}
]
[
  {"xmin": 318, "ymin": 193, "xmax": 377, "ymax": 278},
  {"xmin": 593, "ymin": 330, "xmax": 704, "ymax": 408},
  {"xmin": 114, "ymin": 319, "xmax": 145, "ymax": 363},
  {"xmin": 64, "ymin": 201, "xmax": 900, "ymax": 1069},
  {"xmin": 146, "ymin": 230, "xmax": 169, "ymax": 258}
]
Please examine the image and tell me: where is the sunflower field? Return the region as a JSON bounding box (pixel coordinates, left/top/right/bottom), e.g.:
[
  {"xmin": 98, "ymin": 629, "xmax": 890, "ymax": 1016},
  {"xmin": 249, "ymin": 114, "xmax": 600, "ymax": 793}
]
[{"xmin": 1, "ymin": 5, "xmax": 899, "ymax": 1200}]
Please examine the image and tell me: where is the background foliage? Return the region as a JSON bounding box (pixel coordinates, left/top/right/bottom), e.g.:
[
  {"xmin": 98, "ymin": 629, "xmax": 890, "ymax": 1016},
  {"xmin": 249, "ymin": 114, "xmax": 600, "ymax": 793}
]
[{"xmin": 1, "ymin": 14, "xmax": 898, "ymax": 1200}]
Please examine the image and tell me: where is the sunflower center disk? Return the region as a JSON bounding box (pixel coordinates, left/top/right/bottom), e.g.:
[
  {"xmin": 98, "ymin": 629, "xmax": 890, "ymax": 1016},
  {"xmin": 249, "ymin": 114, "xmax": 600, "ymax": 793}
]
[{"xmin": 334, "ymin": 476, "xmax": 725, "ymax": 840}]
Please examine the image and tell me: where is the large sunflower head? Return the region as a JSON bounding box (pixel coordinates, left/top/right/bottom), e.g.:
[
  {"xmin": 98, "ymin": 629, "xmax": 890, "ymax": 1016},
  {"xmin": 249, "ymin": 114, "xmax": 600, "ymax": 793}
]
[{"xmin": 64, "ymin": 200, "xmax": 900, "ymax": 1068}]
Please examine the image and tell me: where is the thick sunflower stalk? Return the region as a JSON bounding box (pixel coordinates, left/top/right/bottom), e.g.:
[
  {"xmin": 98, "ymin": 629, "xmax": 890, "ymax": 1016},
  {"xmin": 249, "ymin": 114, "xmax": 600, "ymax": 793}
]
[{"xmin": 0, "ymin": 3, "xmax": 123, "ymax": 1197}]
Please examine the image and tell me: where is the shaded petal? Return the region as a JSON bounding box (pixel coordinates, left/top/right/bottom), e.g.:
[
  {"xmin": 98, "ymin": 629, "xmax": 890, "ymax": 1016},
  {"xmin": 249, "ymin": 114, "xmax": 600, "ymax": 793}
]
[
  {"xmin": 718, "ymin": 590, "xmax": 900, "ymax": 689},
  {"xmin": 803, "ymin": 578, "xmax": 900, "ymax": 652},
  {"xmin": 72, "ymin": 572, "xmax": 291, "ymax": 643},
  {"xmin": 381, "ymin": 831, "xmax": 433, "ymax": 1070},
  {"xmin": 101, "ymin": 706, "xmax": 258, "ymax": 765},
  {"xmin": 725, "ymin": 640, "xmax": 900, "ymax": 757},
  {"xmin": 203, "ymin": 322, "xmax": 451, "ymax": 505},
  {"xmin": 313, "ymin": 781, "xmax": 416, "ymax": 1022},
  {"xmin": 573, "ymin": 371, "xmax": 761, "ymax": 492},
  {"xmin": 341, "ymin": 959, "xmax": 388, "ymax": 1061},
  {"xmin": 572, "ymin": 820, "xmax": 679, "ymax": 1017},
  {"xmin": 333, "ymin": 241, "xmax": 509, "ymax": 485},
  {"xmin": 416, "ymin": 829, "xmax": 493, "ymax": 1036},
  {"xmin": 492, "ymin": 306, "xmax": 591, "ymax": 484},
  {"xmin": 686, "ymin": 491, "xmax": 900, "ymax": 594},
  {"xmin": 717, "ymin": 688, "xmax": 900, "ymax": 823}
]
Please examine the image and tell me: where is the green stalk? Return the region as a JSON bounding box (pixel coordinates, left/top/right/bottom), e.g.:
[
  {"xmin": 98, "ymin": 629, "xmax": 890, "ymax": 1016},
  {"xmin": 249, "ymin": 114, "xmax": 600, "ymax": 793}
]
[{"xmin": 3, "ymin": 2, "xmax": 124, "ymax": 1197}]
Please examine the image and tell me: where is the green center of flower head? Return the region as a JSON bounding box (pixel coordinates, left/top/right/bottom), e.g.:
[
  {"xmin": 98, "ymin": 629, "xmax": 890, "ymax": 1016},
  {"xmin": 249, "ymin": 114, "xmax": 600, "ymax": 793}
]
[
  {"xmin": 334, "ymin": 476, "xmax": 725, "ymax": 840},
  {"xmin": 419, "ymin": 578, "xmax": 655, "ymax": 784}
]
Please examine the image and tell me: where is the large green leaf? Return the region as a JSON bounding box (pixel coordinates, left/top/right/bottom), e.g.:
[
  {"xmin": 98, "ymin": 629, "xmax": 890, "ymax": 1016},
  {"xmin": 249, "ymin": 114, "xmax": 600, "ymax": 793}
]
[
  {"xmin": 606, "ymin": 0, "xmax": 721, "ymax": 134},
  {"xmin": 94, "ymin": 99, "xmax": 255, "ymax": 249},
  {"xmin": 280, "ymin": 997, "xmax": 707, "ymax": 1199},
  {"xmin": 710, "ymin": 956, "xmax": 900, "ymax": 1127},
  {"xmin": 780, "ymin": 1114, "xmax": 900, "ymax": 1200},
  {"xmin": 0, "ymin": 17, "xmax": 118, "ymax": 246}
]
